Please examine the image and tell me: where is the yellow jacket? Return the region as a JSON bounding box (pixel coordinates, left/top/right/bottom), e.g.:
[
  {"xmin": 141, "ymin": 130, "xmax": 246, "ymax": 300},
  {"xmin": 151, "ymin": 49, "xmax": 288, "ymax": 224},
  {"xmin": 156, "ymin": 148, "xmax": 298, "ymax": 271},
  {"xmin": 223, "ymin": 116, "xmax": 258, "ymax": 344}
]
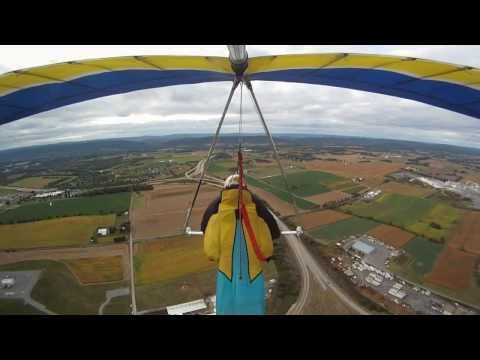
[{"xmin": 203, "ymin": 189, "xmax": 274, "ymax": 281}]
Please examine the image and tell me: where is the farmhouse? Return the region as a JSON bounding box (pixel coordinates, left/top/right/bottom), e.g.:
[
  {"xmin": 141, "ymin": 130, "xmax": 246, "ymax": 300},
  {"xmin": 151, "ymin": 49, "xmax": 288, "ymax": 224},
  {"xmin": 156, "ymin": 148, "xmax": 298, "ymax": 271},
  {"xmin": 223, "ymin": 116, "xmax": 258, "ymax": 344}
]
[
  {"xmin": 97, "ymin": 227, "xmax": 110, "ymax": 236},
  {"xmin": 351, "ymin": 241, "xmax": 375, "ymax": 256}
]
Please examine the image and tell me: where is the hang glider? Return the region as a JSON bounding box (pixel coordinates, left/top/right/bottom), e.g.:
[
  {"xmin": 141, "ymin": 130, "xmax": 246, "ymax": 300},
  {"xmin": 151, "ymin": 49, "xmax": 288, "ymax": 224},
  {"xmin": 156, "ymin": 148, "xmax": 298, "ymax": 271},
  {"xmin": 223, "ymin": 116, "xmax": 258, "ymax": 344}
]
[{"xmin": 1, "ymin": 49, "xmax": 480, "ymax": 126}]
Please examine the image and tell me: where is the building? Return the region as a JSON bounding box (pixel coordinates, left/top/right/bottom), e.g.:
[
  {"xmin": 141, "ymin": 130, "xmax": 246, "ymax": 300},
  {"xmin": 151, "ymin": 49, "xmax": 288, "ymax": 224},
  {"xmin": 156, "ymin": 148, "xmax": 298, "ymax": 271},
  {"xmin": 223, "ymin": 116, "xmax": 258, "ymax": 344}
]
[
  {"xmin": 166, "ymin": 299, "xmax": 208, "ymax": 315},
  {"xmin": 351, "ymin": 241, "xmax": 375, "ymax": 256},
  {"xmin": 97, "ymin": 228, "xmax": 109, "ymax": 236},
  {"xmin": 1, "ymin": 277, "xmax": 15, "ymax": 289},
  {"xmin": 388, "ymin": 288, "xmax": 407, "ymax": 299},
  {"xmin": 34, "ymin": 190, "xmax": 64, "ymax": 199}
]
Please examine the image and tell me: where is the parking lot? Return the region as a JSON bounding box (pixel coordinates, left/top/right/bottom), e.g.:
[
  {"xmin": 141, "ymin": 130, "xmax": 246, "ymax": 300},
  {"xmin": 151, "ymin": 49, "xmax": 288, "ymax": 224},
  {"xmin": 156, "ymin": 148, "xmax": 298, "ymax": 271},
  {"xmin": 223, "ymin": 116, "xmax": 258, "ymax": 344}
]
[
  {"xmin": 0, "ymin": 270, "xmax": 41, "ymax": 299},
  {"xmin": 335, "ymin": 235, "xmax": 476, "ymax": 315}
]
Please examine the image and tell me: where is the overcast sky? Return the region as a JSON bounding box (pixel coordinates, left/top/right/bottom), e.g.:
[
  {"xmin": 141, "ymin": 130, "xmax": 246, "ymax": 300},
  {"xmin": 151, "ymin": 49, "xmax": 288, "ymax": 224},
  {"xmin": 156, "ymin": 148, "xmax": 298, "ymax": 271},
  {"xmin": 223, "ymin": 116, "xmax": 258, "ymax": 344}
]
[{"xmin": 0, "ymin": 45, "xmax": 479, "ymax": 151}]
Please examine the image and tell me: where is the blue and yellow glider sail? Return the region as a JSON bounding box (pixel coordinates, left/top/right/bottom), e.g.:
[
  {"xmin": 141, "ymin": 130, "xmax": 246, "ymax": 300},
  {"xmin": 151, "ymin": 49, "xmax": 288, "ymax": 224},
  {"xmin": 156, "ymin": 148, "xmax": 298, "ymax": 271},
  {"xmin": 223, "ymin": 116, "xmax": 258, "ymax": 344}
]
[{"xmin": 1, "ymin": 53, "xmax": 480, "ymax": 125}]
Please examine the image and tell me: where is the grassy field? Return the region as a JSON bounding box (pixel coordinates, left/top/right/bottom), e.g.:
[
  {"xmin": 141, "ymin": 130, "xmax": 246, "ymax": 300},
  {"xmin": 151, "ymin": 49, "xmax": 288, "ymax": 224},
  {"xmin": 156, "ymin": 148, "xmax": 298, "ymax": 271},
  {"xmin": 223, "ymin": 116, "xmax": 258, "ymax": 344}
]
[
  {"xmin": 136, "ymin": 268, "xmax": 217, "ymax": 310},
  {"xmin": 102, "ymin": 295, "xmax": 130, "ymax": 315},
  {"xmin": 8, "ymin": 176, "xmax": 66, "ymax": 189},
  {"xmin": 342, "ymin": 193, "xmax": 460, "ymax": 242},
  {"xmin": 0, "ymin": 260, "xmax": 126, "ymax": 314},
  {"xmin": 0, "ymin": 188, "xmax": 19, "ymax": 196},
  {"xmin": 309, "ymin": 216, "xmax": 379, "ymax": 245},
  {"xmin": 0, "ymin": 215, "xmax": 116, "ymax": 250},
  {"xmin": 264, "ymin": 171, "xmax": 347, "ymax": 197},
  {"xmin": 64, "ymin": 256, "xmax": 124, "ymax": 284},
  {"xmin": 401, "ymin": 236, "xmax": 444, "ymax": 276},
  {"xmin": 246, "ymin": 175, "xmax": 317, "ymax": 210},
  {"xmin": 0, "ymin": 299, "xmax": 45, "ymax": 314},
  {"xmin": 134, "ymin": 236, "xmax": 216, "ymax": 286},
  {"xmin": 0, "ymin": 192, "xmax": 130, "ymax": 224}
]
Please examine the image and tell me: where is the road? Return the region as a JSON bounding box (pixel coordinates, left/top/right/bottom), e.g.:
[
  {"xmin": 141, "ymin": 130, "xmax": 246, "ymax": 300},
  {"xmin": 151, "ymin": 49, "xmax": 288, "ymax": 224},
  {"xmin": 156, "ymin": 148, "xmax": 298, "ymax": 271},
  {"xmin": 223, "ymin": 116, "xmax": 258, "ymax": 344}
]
[
  {"xmin": 128, "ymin": 194, "xmax": 138, "ymax": 315},
  {"xmin": 274, "ymin": 214, "xmax": 369, "ymax": 315}
]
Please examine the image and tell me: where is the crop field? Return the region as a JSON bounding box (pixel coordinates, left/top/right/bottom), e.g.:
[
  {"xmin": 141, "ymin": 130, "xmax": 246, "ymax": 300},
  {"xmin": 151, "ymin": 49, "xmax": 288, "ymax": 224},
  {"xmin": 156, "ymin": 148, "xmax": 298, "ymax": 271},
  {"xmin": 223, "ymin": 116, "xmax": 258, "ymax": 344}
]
[
  {"xmin": 342, "ymin": 193, "xmax": 460, "ymax": 242},
  {"xmin": 134, "ymin": 235, "xmax": 215, "ymax": 286},
  {"xmin": 246, "ymin": 175, "xmax": 317, "ymax": 210},
  {"xmin": 425, "ymin": 246, "xmax": 478, "ymax": 290},
  {"xmin": 0, "ymin": 192, "xmax": 130, "ymax": 224},
  {"xmin": 132, "ymin": 184, "xmax": 218, "ymax": 239},
  {"xmin": 64, "ymin": 256, "xmax": 124, "ymax": 284},
  {"xmin": 0, "ymin": 260, "xmax": 126, "ymax": 314},
  {"xmin": 304, "ymin": 159, "xmax": 402, "ymax": 180},
  {"xmin": 248, "ymin": 185, "xmax": 296, "ymax": 216},
  {"xmin": 401, "ymin": 236, "xmax": 444, "ymax": 275},
  {"xmin": 297, "ymin": 209, "xmax": 351, "ymax": 230},
  {"xmin": 309, "ymin": 216, "xmax": 379, "ymax": 245},
  {"xmin": 304, "ymin": 190, "xmax": 351, "ymax": 206},
  {"xmin": 449, "ymin": 211, "xmax": 480, "ymax": 255},
  {"xmin": 0, "ymin": 299, "xmax": 44, "ymax": 315},
  {"xmin": 8, "ymin": 176, "xmax": 66, "ymax": 189},
  {"xmin": 0, "ymin": 215, "xmax": 116, "ymax": 250},
  {"xmin": 0, "ymin": 188, "xmax": 19, "ymax": 196},
  {"xmin": 379, "ymin": 181, "xmax": 434, "ymax": 197},
  {"xmin": 368, "ymin": 224, "xmax": 415, "ymax": 248},
  {"xmin": 264, "ymin": 171, "xmax": 346, "ymax": 197}
]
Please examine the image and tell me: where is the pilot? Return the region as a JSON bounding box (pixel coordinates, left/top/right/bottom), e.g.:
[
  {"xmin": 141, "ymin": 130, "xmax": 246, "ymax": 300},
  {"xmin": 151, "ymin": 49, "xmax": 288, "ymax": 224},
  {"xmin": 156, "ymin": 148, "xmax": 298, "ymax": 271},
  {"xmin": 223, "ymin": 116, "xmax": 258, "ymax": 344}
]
[{"xmin": 201, "ymin": 174, "xmax": 280, "ymax": 315}]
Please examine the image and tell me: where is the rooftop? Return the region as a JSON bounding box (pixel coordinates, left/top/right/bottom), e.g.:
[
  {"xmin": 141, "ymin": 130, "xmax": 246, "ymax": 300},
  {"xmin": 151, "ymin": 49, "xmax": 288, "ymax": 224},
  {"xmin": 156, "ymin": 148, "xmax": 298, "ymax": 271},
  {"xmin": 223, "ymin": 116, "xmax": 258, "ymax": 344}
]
[{"xmin": 351, "ymin": 241, "xmax": 375, "ymax": 255}]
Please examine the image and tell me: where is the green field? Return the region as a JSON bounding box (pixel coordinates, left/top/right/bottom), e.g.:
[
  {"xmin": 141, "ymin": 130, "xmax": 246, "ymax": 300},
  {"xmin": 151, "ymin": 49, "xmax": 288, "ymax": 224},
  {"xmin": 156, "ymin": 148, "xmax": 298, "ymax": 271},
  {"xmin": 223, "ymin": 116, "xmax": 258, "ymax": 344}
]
[
  {"xmin": 309, "ymin": 216, "xmax": 379, "ymax": 245},
  {"xmin": 0, "ymin": 299, "xmax": 45, "ymax": 315},
  {"xmin": 342, "ymin": 193, "xmax": 460, "ymax": 241},
  {"xmin": 8, "ymin": 176, "xmax": 66, "ymax": 189},
  {"xmin": 0, "ymin": 215, "xmax": 116, "ymax": 250},
  {"xmin": 102, "ymin": 295, "xmax": 130, "ymax": 315},
  {"xmin": 401, "ymin": 236, "xmax": 444, "ymax": 275},
  {"xmin": 264, "ymin": 171, "xmax": 346, "ymax": 197},
  {"xmin": 0, "ymin": 260, "xmax": 126, "ymax": 315},
  {"xmin": 0, "ymin": 188, "xmax": 19, "ymax": 196},
  {"xmin": 246, "ymin": 175, "xmax": 317, "ymax": 210},
  {"xmin": 0, "ymin": 192, "xmax": 130, "ymax": 224}
]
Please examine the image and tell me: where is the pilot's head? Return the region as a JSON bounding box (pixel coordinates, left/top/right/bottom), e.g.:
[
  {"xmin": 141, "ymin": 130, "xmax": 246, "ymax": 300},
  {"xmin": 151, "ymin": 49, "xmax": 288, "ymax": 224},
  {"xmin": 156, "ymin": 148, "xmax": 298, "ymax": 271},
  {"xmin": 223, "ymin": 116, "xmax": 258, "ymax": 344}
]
[{"xmin": 224, "ymin": 174, "xmax": 240, "ymax": 189}]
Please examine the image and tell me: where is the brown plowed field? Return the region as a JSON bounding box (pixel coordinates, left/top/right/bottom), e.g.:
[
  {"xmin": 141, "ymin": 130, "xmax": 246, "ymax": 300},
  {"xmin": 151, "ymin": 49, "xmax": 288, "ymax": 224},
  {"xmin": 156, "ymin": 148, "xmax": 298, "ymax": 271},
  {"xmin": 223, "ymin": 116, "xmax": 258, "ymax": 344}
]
[
  {"xmin": 425, "ymin": 246, "xmax": 478, "ymax": 290},
  {"xmin": 368, "ymin": 224, "xmax": 415, "ymax": 248},
  {"xmin": 305, "ymin": 159, "xmax": 402, "ymax": 179},
  {"xmin": 132, "ymin": 184, "xmax": 219, "ymax": 239},
  {"xmin": 305, "ymin": 191, "xmax": 351, "ymax": 206},
  {"xmin": 299, "ymin": 210, "xmax": 351, "ymax": 230},
  {"xmin": 449, "ymin": 211, "xmax": 480, "ymax": 255},
  {"xmin": 64, "ymin": 255, "xmax": 124, "ymax": 284}
]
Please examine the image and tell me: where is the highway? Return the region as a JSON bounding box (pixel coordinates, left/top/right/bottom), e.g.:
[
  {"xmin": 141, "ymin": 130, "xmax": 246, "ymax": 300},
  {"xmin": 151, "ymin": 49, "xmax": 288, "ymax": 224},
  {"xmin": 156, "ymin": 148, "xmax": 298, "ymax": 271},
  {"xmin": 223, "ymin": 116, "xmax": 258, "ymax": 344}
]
[{"xmin": 274, "ymin": 214, "xmax": 370, "ymax": 315}]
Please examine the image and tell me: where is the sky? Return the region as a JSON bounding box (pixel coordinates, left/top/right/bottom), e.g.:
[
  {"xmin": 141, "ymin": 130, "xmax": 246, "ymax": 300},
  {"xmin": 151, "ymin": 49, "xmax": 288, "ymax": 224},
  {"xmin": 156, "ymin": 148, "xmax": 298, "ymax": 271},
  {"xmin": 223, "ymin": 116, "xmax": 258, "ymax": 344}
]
[{"xmin": 0, "ymin": 45, "xmax": 479, "ymax": 151}]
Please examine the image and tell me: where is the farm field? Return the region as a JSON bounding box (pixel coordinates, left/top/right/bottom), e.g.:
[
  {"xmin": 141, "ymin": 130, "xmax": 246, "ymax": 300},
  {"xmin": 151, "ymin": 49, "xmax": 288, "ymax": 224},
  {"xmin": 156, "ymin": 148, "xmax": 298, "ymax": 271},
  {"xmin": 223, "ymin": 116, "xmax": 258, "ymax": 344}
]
[
  {"xmin": 132, "ymin": 184, "xmax": 218, "ymax": 239},
  {"xmin": 309, "ymin": 216, "xmax": 379, "ymax": 245},
  {"xmin": 0, "ymin": 192, "xmax": 130, "ymax": 224},
  {"xmin": 0, "ymin": 260, "xmax": 127, "ymax": 314},
  {"xmin": 401, "ymin": 236, "xmax": 444, "ymax": 275},
  {"xmin": 134, "ymin": 235, "xmax": 215, "ymax": 286},
  {"xmin": 0, "ymin": 187, "xmax": 19, "ymax": 196},
  {"xmin": 102, "ymin": 295, "xmax": 130, "ymax": 314},
  {"xmin": 425, "ymin": 246, "xmax": 478, "ymax": 290},
  {"xmin": 0, "ymin": 215, "xmax": 116, "ymax": 250},
  {"xmin": 248, "ymin": 185, "xmax": 296, "ymax": 216},
  {"xmin": 264, "ymin": 171, "xmax": 347, "ymax": 197},
  {"xmin": 246, "ymin": 175, "xmax": 317, "ymax": 210},
  {"xmin": 297, "ymin": 209, "xmax": 351, "ymax": 230},
  {"xmin": 304, "ymin": 159, "xmax": 402, "ymax": 180},
  {"xmin": 64, "ymin": 256, "xmax": 124, "ymax": 284},
  {"xmin": 304, "ymin": 190, "xmax": 351, "ymax": 206},
  {"xmin": 342, "ymin": 193, "xmax": 460, "ymax": 242},
  {"xmin": 379, "ymin": 181, "xmax": 434, "ymax": 197},
  {"xmin": 449, "ymin": 211, "xmax": 480, "ymax": 255},
  {"xmin": 8, "ymin": 176, "xmax": 66, "ymax": 189},
  {"xmin": 368, "ymin": 224, "xmax": 415, "ymax": 248}
]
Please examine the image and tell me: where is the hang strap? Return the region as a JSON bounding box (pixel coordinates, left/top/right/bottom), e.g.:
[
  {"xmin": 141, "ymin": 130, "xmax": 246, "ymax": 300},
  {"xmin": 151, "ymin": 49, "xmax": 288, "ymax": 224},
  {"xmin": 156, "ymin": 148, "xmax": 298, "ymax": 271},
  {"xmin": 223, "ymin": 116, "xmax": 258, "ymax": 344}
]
[{"xmin": 238, "ymin": 149, "xmax": 267, "ymax": 262}]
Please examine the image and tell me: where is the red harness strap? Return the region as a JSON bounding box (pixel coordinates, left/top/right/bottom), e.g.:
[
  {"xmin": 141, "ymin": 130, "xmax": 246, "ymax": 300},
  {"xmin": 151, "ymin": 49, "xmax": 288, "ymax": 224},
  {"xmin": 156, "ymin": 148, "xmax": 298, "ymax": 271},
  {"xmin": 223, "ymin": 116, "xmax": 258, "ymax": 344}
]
[{"xmin": 238, "ymin": 150, "xmax": 267, "ymax": 262}]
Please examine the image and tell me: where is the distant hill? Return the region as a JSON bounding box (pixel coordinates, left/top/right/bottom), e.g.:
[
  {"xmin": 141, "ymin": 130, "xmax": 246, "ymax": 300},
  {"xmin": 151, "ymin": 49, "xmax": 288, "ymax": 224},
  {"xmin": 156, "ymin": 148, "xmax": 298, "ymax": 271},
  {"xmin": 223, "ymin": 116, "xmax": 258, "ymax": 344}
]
[{"xmin": 1, "ymin": 133, "xmax": 479, "ymax": 164}]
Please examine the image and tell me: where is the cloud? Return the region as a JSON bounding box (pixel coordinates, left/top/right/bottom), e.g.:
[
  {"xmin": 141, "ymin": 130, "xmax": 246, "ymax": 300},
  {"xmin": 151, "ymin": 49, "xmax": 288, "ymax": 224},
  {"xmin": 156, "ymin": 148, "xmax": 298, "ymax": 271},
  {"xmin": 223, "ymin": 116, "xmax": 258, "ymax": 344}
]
[{"xmin": 0, "ymin": 45, "xmax": 480, "ymax": 150}]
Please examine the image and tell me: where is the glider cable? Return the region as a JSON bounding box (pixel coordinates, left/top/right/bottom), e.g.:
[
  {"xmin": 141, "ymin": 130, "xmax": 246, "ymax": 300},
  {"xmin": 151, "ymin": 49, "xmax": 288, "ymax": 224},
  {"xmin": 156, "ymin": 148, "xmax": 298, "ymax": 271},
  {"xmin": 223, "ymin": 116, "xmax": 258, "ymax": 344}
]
[
  {"xmin": 184, "ymin": 79, "xmax": 240, "ymax": 231},
  {"xmin": 245, "ymin": 80, "xmax": 303, "ymax": 231}
]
